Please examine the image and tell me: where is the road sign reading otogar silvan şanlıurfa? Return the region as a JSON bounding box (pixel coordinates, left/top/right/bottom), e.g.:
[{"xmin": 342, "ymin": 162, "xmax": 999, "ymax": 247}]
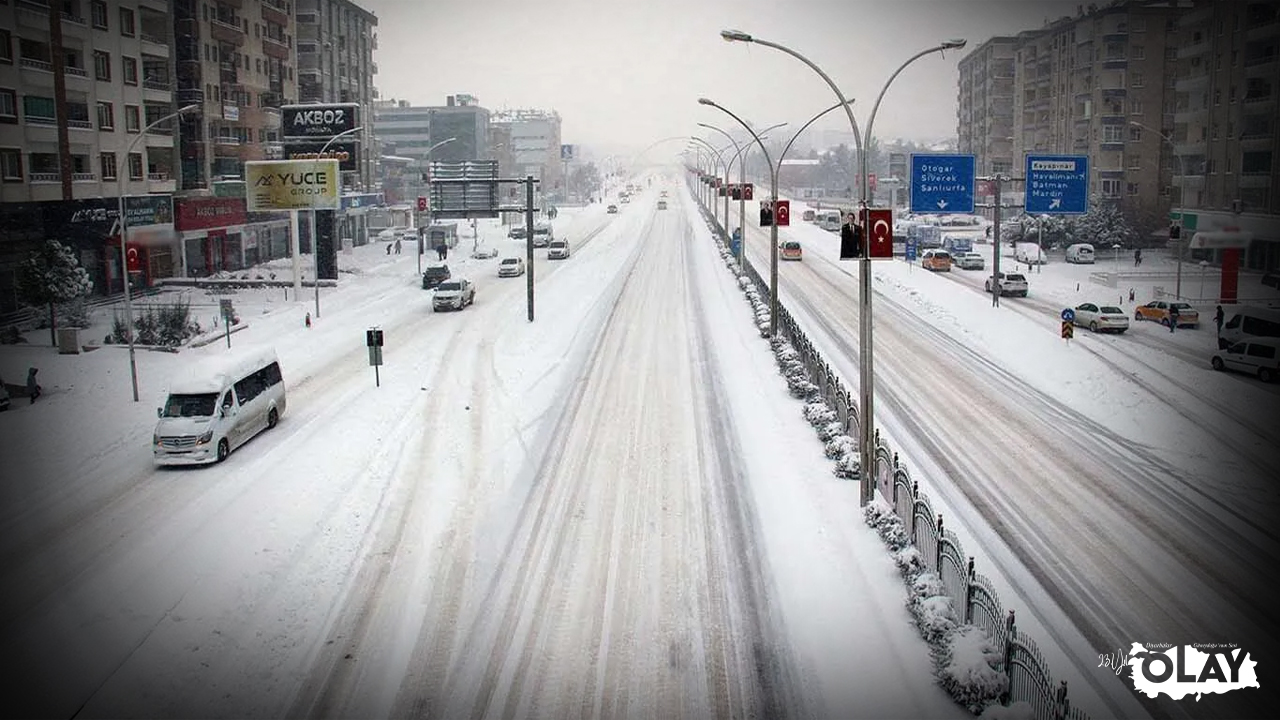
[
  {"xmin": 1025, "ymin": 154, "xmax": 1089, "ymax": 214},
  {"xmin": 245, "ymin": 160, "xmax": 340, "ymax": 212},
  {"xmin": 910, "ymin": 154, "xmax": 975, "ymax": 214}
]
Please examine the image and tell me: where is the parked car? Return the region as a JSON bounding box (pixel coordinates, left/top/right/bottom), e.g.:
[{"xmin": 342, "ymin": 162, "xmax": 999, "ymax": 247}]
[
  {"xmin": 607, "ymin": 204, "xmax": 619, "ymax": 214},
  {"xmin": 1211, "ymin": 337, "xmax": 1280, "ymax": 383},
  {"xmin": 921, "ymin": 249, "xmax": 953, "ymax": 271},
  {"xmin": 508, "ymin": 226, "xmax": 527, "ymax": 240},
  {"xmin": 954, "ymin": 251, "xmax": 985, "ymax": 270},
  {"xmin": 657, "ymin": 200, "xmax": 668, "ymax": 210},
  {"xmin": 471, "ymin": 246, "xmax": 499, "ymax": 259},
  {"xmin": 498, "ymin": 257, "xmax": 525, "ymax": 277},
  {"xmin": 432, "ymin": 279, "xmax": 475, "ymax": 311},
  {"xmin": 780, "ymin": 240, "xmax": 802, "ymax": 261},
  {"xmin": 985, "ymin": 271, "xmax": 1029, "ymax": 296},
  {"xmin": 547, "ymin": 239, "xmax": 570, "ymax": 259},
  {"xmin": 1072, "ymin": 303, "xmax": 1129, "ymax": 333},
  {"xmin": 1065, "ymin": 243, "xmax": 1095, "ymax": 264},
  {"xmin": 1134, "ymin": 301, "xmax": 1199, "ymax": 328},
  {"xmin": 421, "ymin": 264, "xmax": 451, "ymax": 289}
]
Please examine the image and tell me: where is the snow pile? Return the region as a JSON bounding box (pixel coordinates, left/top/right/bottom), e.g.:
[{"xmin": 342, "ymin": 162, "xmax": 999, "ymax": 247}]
[
  {"xmin": 978, "ymin": 700, "xmax": 1036, "ymax": 720},
  {"xmin": 864, "ymin": 499, "xmax": 1010, "ymax": 716}
]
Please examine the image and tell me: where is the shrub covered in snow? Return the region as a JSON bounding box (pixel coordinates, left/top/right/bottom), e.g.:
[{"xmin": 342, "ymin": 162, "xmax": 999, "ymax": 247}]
[
  {"xmin": 941, "ymin": 625, "xmax": 1009, "ymax": 714},
  {"xmin": 802, "ymin": 401, "xmax": 836, "ymax": 426},
  {"xmin": 823, "ymin": 433, "xmax": 856, "ymax": 461},
  {"xmin": 978, "ymin": 700, "xmax": 1034, "ymax": 720},
  {"xmin": 814, "ymin": 420, "xmax": 843, "ymax": 442},
  {"xmin": 832, "ymin": 448, "xmax": 860, "ymax": 479},
  {"xmin": 864, "ymin": 500, "xmax": 909, "ymax": 552}
]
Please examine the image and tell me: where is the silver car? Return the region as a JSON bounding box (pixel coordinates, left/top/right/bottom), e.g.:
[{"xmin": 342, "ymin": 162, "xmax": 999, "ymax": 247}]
[
  {"xmin": 955, "ymin": 251, "xmax": 985, "ymax": 270},
  {"xmin": 1072, "ymin": 303, "xmax": 1129, "ymax": 333},
  {"xmin": 432, "ymin": 279, "xmax": 476, "ymax": 311}
]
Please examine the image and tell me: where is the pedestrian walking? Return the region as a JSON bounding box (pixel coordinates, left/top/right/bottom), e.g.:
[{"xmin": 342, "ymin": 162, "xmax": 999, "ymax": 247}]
[
  {"xmin": 1134, "ymin": 248, "xmax": 1143, "ymax": 267},
  {"xmin": 1168, "ymin": 303, "xmax": 1180, "ymax": 333},
  {"xmin": 26, "ymin": 367, "xmax": 40, "ymax": 403},
  {"xmin": 386, "ymin": 243, "xmax": 392, "ymax": 255},
  {"xmin": 394, "ymin": 238, "xmax": 402, "ymax": 254},
  {"xmin": 1129, "ymin": 287, "xmax": 1136, "ymax": 302},
  {"xmin": 1215, "ymin": 305, "xmax": 1225, "ymax": 333},
  {"xmin": 305, "ymin": 312, "xmax": 312, "ymax": 329}
]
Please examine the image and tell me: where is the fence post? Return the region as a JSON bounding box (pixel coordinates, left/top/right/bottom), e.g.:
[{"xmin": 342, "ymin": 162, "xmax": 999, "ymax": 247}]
[
  {"xmin": 965, "ymin": 557, "xmax": 976, "ymax": 624},
  {"xmin": 1055, "ymin": 680, "xmax": 1069, "ymax": 720},
  {"xmin": 935, "ymin": 514, "xmax": 945, "ymax": 571},
  {"xmin": 908, "ymin": 481, "xmax": 918, "ymax": 538},
  {"xmin": 1002, "ymin": 610, "xmax": 1017, "ymax": 704}
]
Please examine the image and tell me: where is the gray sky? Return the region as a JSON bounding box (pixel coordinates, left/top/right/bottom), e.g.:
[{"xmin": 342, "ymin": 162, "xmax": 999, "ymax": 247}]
[{"xmin": 365, "ymin": 0, "xmax": 1084, "ymax": 158}]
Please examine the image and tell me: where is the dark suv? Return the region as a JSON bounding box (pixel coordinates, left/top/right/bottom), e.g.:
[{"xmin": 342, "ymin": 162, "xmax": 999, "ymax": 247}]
[{"xmin": 422, "ymin": 264, "xmax": 451, "ymax": 289}]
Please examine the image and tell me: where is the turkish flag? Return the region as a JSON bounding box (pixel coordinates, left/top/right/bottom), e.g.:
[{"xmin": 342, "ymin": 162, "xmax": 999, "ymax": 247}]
[
  {"xmin": 125, "ymin": 243, "xmax": 142, "ymax": 273},
  {"xmin": 775, "ymin": 200, "xmax": 790, "ymax": 227},
  {"xmin": 743, "ymin": 183, "xmax": 754, "ymax": 201},
  {"xmin": 862, "ymin": 208, "xmax": 893, "ymax": 259}
]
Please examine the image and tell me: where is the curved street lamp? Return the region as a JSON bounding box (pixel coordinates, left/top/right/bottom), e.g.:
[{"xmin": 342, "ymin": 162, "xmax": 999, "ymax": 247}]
[
  {"xmin": 688, "ymin": 136, "xmax": 731, "ymax": 226},
  {"xmin": 117, "ymin": 102, "xmax": 200, "ymax": 401},
  {"xmin": 719, "ymin": 30, "xmax": 966, "ymax": 506},
  {"xmin": 699, "ymin": 121, "xmax": 787, "ymax": 270},
  {"xmin": 698, "ymin": 97, "xmax": 780, "ymax": 337}
]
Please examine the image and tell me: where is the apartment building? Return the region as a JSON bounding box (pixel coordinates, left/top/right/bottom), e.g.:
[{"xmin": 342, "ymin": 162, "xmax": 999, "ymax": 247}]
[
  {"xmin": 1, "ymin": 0, "xmax": 178, "ymax": 203},
  {"xmin": 957, "ymin": 36, "xmax": 1017, "ymax": 187},
  {"xmin": 1172, "ymin": 1, "xmax": 1280, "ymax": 271},
  {"xmin": 174, "ymin": 0, "xmax": 297, "ymax": 190},
  {"xmin": 490, "ymin": 106, "xmax": 562, "ymax": 192},
  {"xmin": 295, "ymin": 0, "xmax": 377, "ymax": 190}
]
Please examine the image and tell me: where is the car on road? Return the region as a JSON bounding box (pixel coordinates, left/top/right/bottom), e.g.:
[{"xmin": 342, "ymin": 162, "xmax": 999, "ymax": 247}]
[
  {"xmin": 1218, "ymin": 305, "xmax": 1280, "ymax": 348},
  {"xmin": 432, "ymin": 278, "xmax": 475, "ymax": 311},
  {"xmin": 498, "ymin": 257, "xmax": 525, "ymax": 277},
  {"xmin": 421, "ymin": 264, "xmax": 451, "ymax": 289},
  {"xmin": 607, "ymin": 204, "xmax": 618, "ymax": 214},
  {"xmin": 985, "ymin": 271, "xmax": 1029, "ymax": 296},
  {"xmin": 780, "ymin": 240, "xmax": 802, "ymax": 261},
  {"xmin": 547, "ymin": 239, "xmax": 570, "ymax": 259},
  {"xmin": 532, "ymin": 222, "xmax": 553, "ymax": 248},
  {"xmin": 471, "ymin": 246, "xmax": 499, "ymax": 259},
  {"xmin": 921, "ymin": 249, "xmax": 953, "ymax": 271},
  {"xmin": 508, "ymin": 226, "xmax": 526, "ymax": 240},
  {"xmin": 1211, "ymin": 337, "xmax": 1280, "ymax": 383},
  {"xmin": 1134, "ymin": 300, "xmax": 1198, "ymax": 328},
  {"xmin": 1072, "ymin": 303, "xmax": 1129, "ymax": 333},
  {"xmin": 657, "ymin": 200, "xmax": 668, "ymax": 210},
  {"xmin": 954, "ymin": 251, "xmax": 985, "ymax": 270}
]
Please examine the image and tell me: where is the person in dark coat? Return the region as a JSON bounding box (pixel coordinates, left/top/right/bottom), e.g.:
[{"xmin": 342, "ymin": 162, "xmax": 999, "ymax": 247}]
[
  {"xmin": 1167, "ymin": 303, "xmax": 1180, "ymax": 333},
  {"xmin": 1215, "ymin": 305, "xmax": 1225, "ymax": 333},
  {"xmin": 26, "ymin": 367, "xmax": 40, "ymax": 403}
]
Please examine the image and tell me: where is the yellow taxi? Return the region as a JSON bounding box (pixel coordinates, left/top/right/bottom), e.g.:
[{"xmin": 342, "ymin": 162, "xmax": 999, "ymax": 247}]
[{"xmin": 1134, "ymin": 300, "xmax": 1199, "ymax": 328}]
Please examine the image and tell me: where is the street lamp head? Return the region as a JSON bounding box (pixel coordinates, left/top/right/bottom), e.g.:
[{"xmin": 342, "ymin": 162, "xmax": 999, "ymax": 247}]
[
  {"xmin": 178, "ymin": 104, "xmax": 200, "ymax": 114},
  {"xmin": 721, "ymin": 29, "xmax": 752, "ymax": 43},
  {"xmin": 697, "ymin": 97, "xmax": 716, "ymax": 107},
  {"xmin": 941, "ymin": 38, "xmax": 967, "ymax": 50}
]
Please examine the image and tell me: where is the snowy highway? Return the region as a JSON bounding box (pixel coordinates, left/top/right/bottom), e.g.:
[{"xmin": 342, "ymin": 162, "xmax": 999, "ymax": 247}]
[
  {"xmin": 736, "ymin": 208, "xmax": 1280, "ymax": 720},
  {"xmin": 0, "ymin": 184, "xmax": 963, "ymax": 719}
]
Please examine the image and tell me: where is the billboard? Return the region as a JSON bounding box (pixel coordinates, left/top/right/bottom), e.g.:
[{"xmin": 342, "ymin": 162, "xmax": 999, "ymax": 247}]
[
  {"xmin": 245, "ymin": 160, "xmax": 341, "ymax": 212},
  {"xmin": 281, "ymin": 103, "xmax": 360, "ymax": 139},
  {"xmin": 282, "ymin": 139, "xmax": 359, "ymax": 172},
  {"xmin": 123, "ymin": 195, "xmax": 174, "ymax": 228},
  {"xmin": 560, "ymin": 144, "xmax": 575, "ymax": 161}
]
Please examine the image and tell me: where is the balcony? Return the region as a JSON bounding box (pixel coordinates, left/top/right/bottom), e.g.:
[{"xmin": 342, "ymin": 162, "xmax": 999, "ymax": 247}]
[
  {"xmin": 1175, "ymin": 106, "xmax": 1209, "ymax": 123},
  {"xmin": 1178, "ymin": 41, "xmax": 1210, "ymax": 60},
  {"xmin": 1249, "ymin": 21, "xmax": 1279, "ymax": 41},
  {"xmin": 262, "ymin": 36, "xmax": 290, "ymax": 60},
  {"xmin": 1238, "ymin": 173, "xmax": 1272, "ymax": 188},
  {"xmin": 67, "ymin": 119, "xmax": 92, "ymax": 129},
  {"xmin": 72, "ymin": 172, "xmax": 96, "ymax": 182},
  {"xmin": 1244, "ymin": 53, "xmax": 1278, "ymax": 73},
  {"xmin": 25, "ymin": 114, "xmax": 57, "ymax": 126},
  {"xmin": 220, "ymin": 0, "xmax": 243, "ymax": 7},
  {"xmin": 261, "ymin": 1, "xmax": 289, "ymax": 27},
  {"xmin": 143, "ymin": 77, "xmax": 171, "ymax": 92},
  {"xmin": 140, "ymin": 33, "xmax": 169, "ymax": 56},
  {"xmin": 20, "ymin": 57, "xmax": 53, "ymax": 72},
  {"xmin": 210, "ymin": 18, "xmax": 246, "ymax": 46},
  {"xmin": 1176, "ymin": 73, "xmax": 1210, "ymax": 92},
  {"xmin": 29, "ymin": 172, "xmax": 60, "ymax": 183},
  {"xmin": 176, "ymin": 88, "xmax": 206, "ymax": 105},
  {"xmin": 148, "ymin": 172, "xmax": 171, "ymax": 181}
]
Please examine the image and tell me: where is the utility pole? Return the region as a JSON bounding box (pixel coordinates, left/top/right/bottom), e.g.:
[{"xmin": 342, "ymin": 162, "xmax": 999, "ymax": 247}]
[
  {"xmin": 525, "ymin": 175, "xmax": 535, "ymax": 322},
  {"xmin": 976, "ymin": 173, "xmax": 1025, "ymax": 308}
]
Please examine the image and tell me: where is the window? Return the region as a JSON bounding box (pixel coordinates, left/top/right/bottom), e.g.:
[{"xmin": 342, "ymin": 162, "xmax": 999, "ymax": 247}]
[
  {"xmin": 255, "ymin": 58, "xmax": 261, "ymax": 73},
  {"xmin": 120, "ymin": 7, "xmax": 134, "ymax": 35},
  {"xmin": 125, "ymin": 104, "xmax": 140, "ymax": 132},
  {"xmin": 23, "ymin": 95, "xmax": 56, "ymax": 122},
  {"xmin": 1129, "ymin": 97, "xmax": 1143, "ymax": 114},
  {"xmin": 1242, "ymin": 315, "xmax": 1280, "ymax": 337},
  {"xmin": 1129, "ymin": 125, "xmax": 1141, "ymax": 141},
  {"xmin": 99, "ymin": 152, "xmax": 116, "ymax": 180},
  {"xmin": 1126, "ymin": 182, "xmax": 1140, "ymax": 195},
  {"xmin": 96, "ymin": 101, "xmax": 113, "ymax": 129},
  {"xmin": 0, "ymin": 88, "xmax": 15, "ymax": 119},
  {"xmin": 0, "ymin": 29, "xmax": 11, "ymax": 64},
  {"xmin": 1102, "ymin": 124, "xmax": 1125, "ymax": 142},
  {"xmin": 1131, "ymin": 45, "xmax": 1144, "ymax": 60},
  {"xmin": 0, "ymin": 148, "xmax": 21, "ymax": 181},
  {"xmin": 1131, "ymin": 71, "xmax": 1143, "ymax": 88},
  {"xmin": 127, "ymin": 152, "xmax": 143, "ymax": 180},
  {"xmin": 94, "ymin": 50, "xmax": 111, "ymax": 80},
  {"xmin": 123, "ymin": 56, "xmax": 138, "ymax": 84},
  {"xmin": 1229, "ymin": 85, "xmax": 1237, "ymax": 103},
  {"xmin": 1246, "ymin": 344, "xmax": 1276, "ymax": 360},
  {"xmin": 1101, "ymin": 178, "xmax": 1121, "ymax": 197},
  {"xmin": 91, "ymin": 0, "xmax": 108, "ymax": 29}
]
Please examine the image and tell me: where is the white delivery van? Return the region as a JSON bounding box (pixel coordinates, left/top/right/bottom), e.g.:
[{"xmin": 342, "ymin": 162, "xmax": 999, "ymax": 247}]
[
  {"xmin": 1065, "ymin": 243, "xmax": 1095, "ymax": 264},
  {"xmin": 1015, "ymin": 242, "xmax": 1047, "ymax": 265},
  {"xmin": 1211, "ymin": 337, "xmax": 1280, "ymax": 383},
  {"xmin": 1218, "ymin": 305, "xmax": 1280, "ymax": 349},
  {"xmin": 153, "ymin": 346, "xmax": 286, "ymax": 465},
  {"xmin": 817, "ymin": 210, "xmax": 843, "ymax": 232}
]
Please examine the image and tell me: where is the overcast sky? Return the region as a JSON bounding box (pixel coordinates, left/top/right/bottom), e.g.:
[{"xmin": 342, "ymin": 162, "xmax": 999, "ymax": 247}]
[{"xmin": 364, "ymin": 0, "xmax": 1085, "ymax": 159}]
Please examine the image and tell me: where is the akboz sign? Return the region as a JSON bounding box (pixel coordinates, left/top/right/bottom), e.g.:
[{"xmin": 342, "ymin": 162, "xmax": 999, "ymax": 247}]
[{"xmin": 281, "ymin": 103, "xmax": 360, "ymax": 139}]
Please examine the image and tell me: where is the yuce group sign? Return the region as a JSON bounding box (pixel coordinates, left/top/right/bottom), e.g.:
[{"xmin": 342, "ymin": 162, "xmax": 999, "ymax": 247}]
[{"xmin": 245, "ymin": 159, "xmax": 341, "ymax": 211}]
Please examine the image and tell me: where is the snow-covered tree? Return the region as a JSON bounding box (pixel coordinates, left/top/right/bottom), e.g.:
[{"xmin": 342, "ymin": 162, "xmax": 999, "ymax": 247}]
[
  {"xmin": 1073, "ymin": 196, "xmax": 1139, "ymax": 248},
  {"xmin": 16, "ymin": 239, "xmax": 94, "ymax": 345}
]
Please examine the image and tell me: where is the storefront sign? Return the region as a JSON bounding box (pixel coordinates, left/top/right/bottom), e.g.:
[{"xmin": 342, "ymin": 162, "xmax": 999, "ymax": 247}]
[
  {"xmin": 124, "ymin": 195, "xmax": 174, "ymax": 228},
  {"xmin": 176, "ymin": 197, "xmax": 247, "ymax": 231},
  {"xmin": 282, "ymin": 140, "xmax": 359, "ymax": 172},
  {"xmin": 245, "ymin": 159, "xmax": 340, "ymax": 211},
  {"xmin": 281, "ymin": 103, "xmax": 360, "ymax": 139}
]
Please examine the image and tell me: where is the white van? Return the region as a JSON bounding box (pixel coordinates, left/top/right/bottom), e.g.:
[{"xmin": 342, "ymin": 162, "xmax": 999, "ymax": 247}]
[
  {"xmin": 817, "ymin": 210, "xmax": 842, "ymax": 232},
  {"xmin": 154, "ymin": 346, "xmax": 286, "ymax": 465},
  {"xmin": 1015, "ymin": 242, "xmax": 1047, "ymax": 265},
  {"xmin": 1211, "ymin": 337, "xmax": 1280, "ymax": 383},
  {"xmin": 547, "ymin": 238, "xmax": 570, "ymax": 259},
  {"xmin": 1065, "ymin": 243, "xmax": 1095, "ymax": 264},
  {"xmin": 1218, "ymin": 305, "xmax": 1280, "ymax": 349}
]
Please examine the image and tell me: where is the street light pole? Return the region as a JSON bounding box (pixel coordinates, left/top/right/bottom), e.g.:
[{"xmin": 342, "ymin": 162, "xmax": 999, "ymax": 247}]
[
  {"xmin": 698, "ymin": 97, "xmax": 779, "ymax": 338},
  {"xmin": 1132, "ymin": 120, "xmax": 1189, "ymax": 298},
  {"xmin": 308, "ymin": 124, "xmax": 364, "ymax": 320},
  {"xmin": 721, "ymin": 30, "xmax": 965, "ymax": 505},
  {"xmin": 689, "ymin": 136, "xmax": 729, "ymax": 228},
  {"xmin": 698, "ymin": 123, "xmax": 739, "ymax": 242},
  {"xmin": 117, "ymin": 102, "xmax": 199, "ymax": 401},
  {"xmin": 700, "ymin": 122, "xmax": 787, "ymax": 269}
]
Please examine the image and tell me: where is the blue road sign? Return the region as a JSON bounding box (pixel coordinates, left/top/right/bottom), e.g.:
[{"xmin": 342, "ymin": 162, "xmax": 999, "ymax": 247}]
[
  {"xmin": 1061, "ymin": 308, "xmax": 1075, "ymax": 322},
  {"xmin": 910, "ymin": 154, "xmax": 975, "ymax": 214},
  {"xmin": 1025, "ymin": 154, "xmax": 1089, "ymax": 214},
  {"xmin": 905, "ymin": 239, "xmax": 918, "ymax": 262}
]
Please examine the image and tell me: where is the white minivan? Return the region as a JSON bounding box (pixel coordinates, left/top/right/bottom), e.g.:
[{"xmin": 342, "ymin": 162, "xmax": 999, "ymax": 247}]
[
  {"xmin": 1218, "ymin": 305, "xmax": 1280, "ymax": 349},
  {"xmin": 1065, "ymin": 243, "xmax": 1095, "ymax": 264},
  {"xmin": 1211, "ymin": 337, "xmax": 1280, "ymax": 383},
  {"xmin": 154, "ymin": 346, "xmax": 286, "ymax": 465}
]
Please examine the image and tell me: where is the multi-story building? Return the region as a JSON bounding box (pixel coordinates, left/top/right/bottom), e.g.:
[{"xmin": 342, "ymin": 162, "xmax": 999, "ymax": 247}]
[
  {"xmin": 490, "ymin": 106, "xmax": 562, "ymax": 193},
  {"xmin": 173, "ymin": 0, "xmax": 297, "ymax": 190},
  {"xmin": 958, "ymin": 1, "xmax": 1185, "ymax": 228},
  {"xmin": 295, "ymin": 0, "xmax": 377, "ymax": 191},
  {"xmin": 1, "ymin": 0, "xmax": 178, "ymax": 203},
  {"xmin": 1171, "ymin": 1, "xmax": 1280, "ymax": 271},
  {"xmin": 373, "ymin": 94, "xmax": 490, "ymax": 207}
]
